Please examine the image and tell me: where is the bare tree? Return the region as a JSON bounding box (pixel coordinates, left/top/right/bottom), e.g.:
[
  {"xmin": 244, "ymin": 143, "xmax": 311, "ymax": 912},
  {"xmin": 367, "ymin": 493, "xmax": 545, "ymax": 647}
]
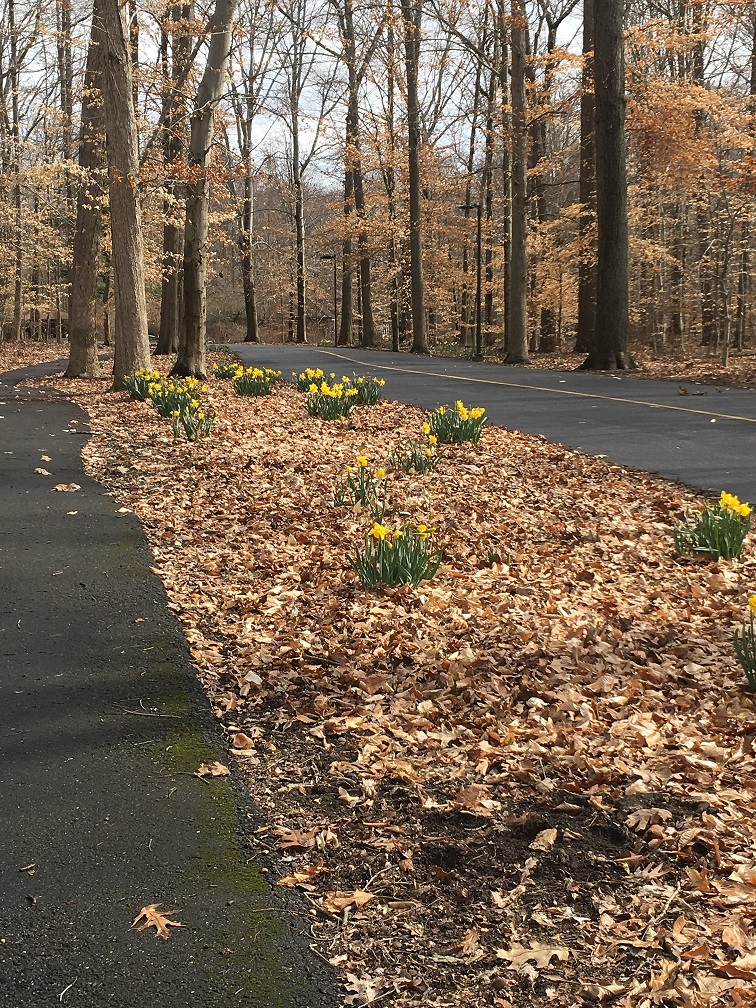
[
  {"xmin": 172, "ymin": 0, "xmax": 238, "ymax": 378},
  {"xmin": 100, "ymin": 0, "xmax": 151, "ymax": 387}
]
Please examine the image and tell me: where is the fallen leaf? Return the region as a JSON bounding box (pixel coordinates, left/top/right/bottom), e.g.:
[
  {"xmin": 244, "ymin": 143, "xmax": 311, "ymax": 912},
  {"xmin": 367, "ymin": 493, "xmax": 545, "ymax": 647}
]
[
  {"xmin": 322, "ymin": 889, "xmax": 375, "ymax": 913},
  {"xmin": 35, "ymin": 467, "xmax": 51, "ymax": 475},
  {"xmin": 277, "ymin": 863, "xmax": 323, "ymax": 887},
  {"xmin": 131, "ymin": 903, "xmax": 183, "ymax": 940},
  {"xmin": 496, "ymin": 941, "xmax": 570, "ymax": 970},
  {"xmin": 581, "ymin": 983, "xmax": 630, "ymax": 1002},
  {"xmin": 530, "ymin": 828, "xmax": 558, "ymax": 851},
  {"xmin": 194, "ymin": 761, "xmax": 229, "ymax": 778},
  {"xmin": 52, "ymin": 483, "xmax": 80, "ymax": 492},
  {"xmin": 40, "ymin": 455, "xmax": 51, "ymax": 461},
  {"xmin": 230, "ymin": 732, "xmax": 256, "ymax": 750}
]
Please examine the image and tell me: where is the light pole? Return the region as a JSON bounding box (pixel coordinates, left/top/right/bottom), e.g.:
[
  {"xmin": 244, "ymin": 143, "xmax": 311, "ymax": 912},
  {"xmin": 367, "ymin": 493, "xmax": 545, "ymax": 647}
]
[
  {"xmin": 459, "ymin": 203, "xmax": 483, "ymax": 361},
  {"xmin": 320, "ymin": 254, "xmax": 337, "ymax": 346}
]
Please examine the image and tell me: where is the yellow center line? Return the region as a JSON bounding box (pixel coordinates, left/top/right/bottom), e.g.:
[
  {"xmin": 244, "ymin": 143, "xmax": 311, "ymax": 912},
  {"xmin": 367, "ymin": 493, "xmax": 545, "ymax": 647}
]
[{"xmin": 310, "ymin": 349, "xmax": 756, "ymax": 425}]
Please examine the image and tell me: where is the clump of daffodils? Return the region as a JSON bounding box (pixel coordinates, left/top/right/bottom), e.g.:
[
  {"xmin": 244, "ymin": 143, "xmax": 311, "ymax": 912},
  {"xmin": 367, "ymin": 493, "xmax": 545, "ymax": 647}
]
[
  {"xmin": 389, "ymin": 421, "xmax": 443, "ymax": 474},
  {"xmin": 348, "ymin": 520, "xmax": 443, "ymax": 587},
  {"xmin": 293, "ymin": 367, "xmax": 327, "ymax": 391},
  {"xmin": 145, "ymin": 375, "xmax": 205, "ymax": 418},
  {"xmin": 674, "ymin": 490, "xmax": 752, "ymax": 561},
  {"xmin": 333, "ymin": 455, "xmax": 386, "ymax": 514},
  {"xmin": 343, "ymin": 374, "xmax": 386, "ymax": 405},
  {"xmin": 124, "ymin": 369, "xmax": 162, "ymax": 401},
  {"xmin": 734, "ymin": 595, "xmax": 756, "ymax": 692},
  {"xmin": 232, "ymin": 366, "xmax": 281, "ymax": 396},
  {"xmin": 305, "ymin": 380, "xmax": 359, "ymax": 419},
  {"xmin": 428, "ymin": 400, "xmax": 486, "ymax": 445},
  {"xmin": 213, "ymin": 360, "xmax": 243, "ymax": 380},
  {"xmin": 124, "ymin": 371, "xmax": 213, "ymax": 441}
]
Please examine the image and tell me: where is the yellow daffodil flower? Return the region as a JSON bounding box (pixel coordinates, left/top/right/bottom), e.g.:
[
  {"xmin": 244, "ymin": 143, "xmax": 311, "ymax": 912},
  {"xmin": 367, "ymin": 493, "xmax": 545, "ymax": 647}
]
[
  {"xmin": 749, "ymin": 596, "xmax": 756, "ymax": 618},
  {"xmin": 370, "ymin": 522, "xmax": 392, "ymax": 541}
]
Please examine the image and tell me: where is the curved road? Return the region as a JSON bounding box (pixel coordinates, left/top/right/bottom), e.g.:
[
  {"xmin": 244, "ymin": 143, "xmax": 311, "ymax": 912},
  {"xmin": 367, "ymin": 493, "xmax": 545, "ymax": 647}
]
[{"xmin": 232, "ymin": 345, "xmax": 756, "ymax": 503}]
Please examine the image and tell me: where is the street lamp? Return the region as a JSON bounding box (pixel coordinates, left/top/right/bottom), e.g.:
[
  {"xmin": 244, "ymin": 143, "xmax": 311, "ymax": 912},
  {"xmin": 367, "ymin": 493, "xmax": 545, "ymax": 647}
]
[
  {"xmin": 458, "ymin": 203, "xmax": 483, "ymax": 361},
  {"xmin": 320, "ymin": 254, "xmax": 338, "ymax": 346}
]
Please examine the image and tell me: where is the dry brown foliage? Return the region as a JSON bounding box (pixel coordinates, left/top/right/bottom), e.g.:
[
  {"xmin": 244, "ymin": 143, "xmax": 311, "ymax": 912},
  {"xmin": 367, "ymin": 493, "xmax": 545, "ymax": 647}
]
[{"xmin": 6, "ymin": 345, "xmax": 756, "ymax": 1007}]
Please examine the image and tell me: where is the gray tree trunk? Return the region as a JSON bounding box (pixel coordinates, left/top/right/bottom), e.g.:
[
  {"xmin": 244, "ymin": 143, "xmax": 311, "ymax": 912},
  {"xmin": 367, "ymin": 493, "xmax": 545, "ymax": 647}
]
[
  {"xmin": 401, "ymin": 0, "xmax": 428, "ymax": 354},
  {"xmin": 65, "ymin": 0, "xmax": 105, "ymax": 379},
  {"xmin": 505, "ymin": 0, "xmax": 529, "ymax": 364},
  {"xmin": 579, "ymin": 0, "xmax": 633, "ymax": 370},
  {"xmin": 157, "ymin": 2, "xmax": 192, "ymax": 356},
  {"xmin": 575, "ymin": 0, "xmax": 596, "ymax": 354},
  {"xmin": 172, "ymin": 0, "xmax": 238, "ymax": 377},
  {"xmin": 100, "ymin": 0, "xmax": 151, "ymax": 387}
]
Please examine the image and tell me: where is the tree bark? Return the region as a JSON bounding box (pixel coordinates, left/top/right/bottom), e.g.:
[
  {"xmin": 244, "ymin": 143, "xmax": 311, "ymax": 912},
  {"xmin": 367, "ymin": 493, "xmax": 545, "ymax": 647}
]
[
  {"xmin": 579, "ymin": 0, "xmax": 633, "ymax": 370},
  {"xmin": 8, "ymin": 0, "xmax": 23, "ymax": 342},
  {"xmin": 172, "ymin": 0, "xmax": 238, "ymax": 377},
  {"xmin": 157, "ymin": 2, "xmax": 192, "ymax": 355},
  {"xmin": 65, "ymin": 0, "xmax": 105, "ymax": 379},
  {"xmin": 100, "ymin": 0, "xmax": 151, "ymax": 387},
  {"xmin": 575, "ymin": 0, "xmax": 596, "ymax": 354},
  {"xmin": 401, "ymin": 0, "xmax": 428, "ymax": 354},
  {"xmin": 505, "ymin": 0, "xmax": 529, "ymax": 364}
]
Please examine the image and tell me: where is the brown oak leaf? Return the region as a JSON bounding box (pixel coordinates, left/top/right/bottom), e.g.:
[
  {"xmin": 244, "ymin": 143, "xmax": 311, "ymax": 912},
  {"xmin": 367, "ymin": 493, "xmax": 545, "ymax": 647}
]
[{"xmin": 131, "ymin": 903, "xmax": 183, "ymax": 940}]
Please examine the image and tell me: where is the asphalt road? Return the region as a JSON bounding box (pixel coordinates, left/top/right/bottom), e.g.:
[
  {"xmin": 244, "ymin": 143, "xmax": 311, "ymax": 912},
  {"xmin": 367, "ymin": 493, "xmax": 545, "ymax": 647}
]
[
  {"xmin": 0, "ymin": 365, "xmax": 338, "ymax": 1008},
  {"xmin": 232, "ymin": 345, "xmax": 756, "ymax": 503}
]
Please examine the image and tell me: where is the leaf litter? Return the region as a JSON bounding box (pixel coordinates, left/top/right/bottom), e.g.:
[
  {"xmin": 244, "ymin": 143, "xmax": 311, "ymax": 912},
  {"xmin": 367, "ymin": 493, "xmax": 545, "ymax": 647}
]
[{"xmin": 20, "ymin": 354, "xmax": 756, "ymax": 1008}]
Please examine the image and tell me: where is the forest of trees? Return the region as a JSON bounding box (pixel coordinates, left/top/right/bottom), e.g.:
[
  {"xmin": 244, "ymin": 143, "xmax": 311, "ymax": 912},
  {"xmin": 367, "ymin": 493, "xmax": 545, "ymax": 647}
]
[{"xmin": 0, "ymin": 0, "xmax": 754, "ymax": 380}]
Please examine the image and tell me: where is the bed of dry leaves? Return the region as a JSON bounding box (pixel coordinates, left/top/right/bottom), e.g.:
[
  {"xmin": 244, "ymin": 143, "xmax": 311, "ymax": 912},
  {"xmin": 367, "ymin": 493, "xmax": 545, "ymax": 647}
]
[{"xmin": 5, "ymin": 342, "xmax": 756, "ymax": 1008}]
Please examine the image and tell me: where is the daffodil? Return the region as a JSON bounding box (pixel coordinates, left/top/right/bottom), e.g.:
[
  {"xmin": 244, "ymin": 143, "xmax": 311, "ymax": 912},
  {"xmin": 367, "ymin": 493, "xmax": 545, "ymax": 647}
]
[
  {"xmin": 356, "ymin": 456, "xmax": 369, "ymax": 468},
  {"xmin": 374, "ymin": 468, "xmax": 386, "ymax": 479},
  {"xmin": 750, "ymin": 596, "xmax": 756, "ymax": 618},
  {"xmin": 370, "ymin": 522, "xmax": 392, "ymax": 541}
]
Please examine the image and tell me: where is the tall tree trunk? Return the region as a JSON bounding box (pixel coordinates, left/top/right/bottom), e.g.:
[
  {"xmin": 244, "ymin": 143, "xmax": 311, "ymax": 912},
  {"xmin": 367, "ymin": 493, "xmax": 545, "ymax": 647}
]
[
  {"xmin": 339, "ymin": 152, "xmax": 355, "ymax": 344},
  {"xmin": 401, "ymin": 0, "xmax": 428, "ymax": 354},
  {"xmin": 386, "ymin": 7, "xmax": 401, "ymax": 353},
  {"xmin": 505, "ymin": 0, "xmax": 529, "ymax": 364},
  {"xmin": 575, "ymin": 0, "xmax": 596, "ymax": 354},
  {"xmin": 579, "ymin": 0, "xmax": 633, "ymax": 370},
  {"xmin": 100, "ymin": 0, "xmax": 151, "ymax": 387},
  {"xmin": 292, "ymin": 107, "xmax": 307, "ymax": 345},
  {"xmin": 172, "ymin": 0, "xmax": 239, "ymax": 377},
  {"xmin": 65, "ymin": 0, "xmax": 105, "ymax": 379},
  {"xmin": 157, "ymin": 2, "xmax": 192, "ymax": 355},
  {"xmin": 460, "ymin": 48, "xmax": 484, "ymax": 347},
  {"xmin": 483, "ymin": 50, "xmax": 498, "ymax": 342},
  {"xmin": 498, "ymin": 19, "xmax": 511, "ymax": 350},
  {"xmin": 8, "ymin": 0, "xmax": 23, "ymax": 342},
  {"xmin": 239, "ymin": 172, "xmax": 260, "ymax": 343}
]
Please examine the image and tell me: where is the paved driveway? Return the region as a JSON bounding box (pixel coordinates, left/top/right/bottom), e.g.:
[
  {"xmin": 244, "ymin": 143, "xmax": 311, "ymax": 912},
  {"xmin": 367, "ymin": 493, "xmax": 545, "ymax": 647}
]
[{"xmin": 232, "ymin": 345, "xmax": 756, "ymax": 503}]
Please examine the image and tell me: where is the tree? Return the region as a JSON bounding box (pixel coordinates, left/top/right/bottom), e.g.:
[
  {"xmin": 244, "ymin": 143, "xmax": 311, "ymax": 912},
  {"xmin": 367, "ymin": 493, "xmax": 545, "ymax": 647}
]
[
  {"xmin": 579, "ymin": 0, "xmax": 633, "ymax": 370},
  {"xmin": 172, "ymin": 0, "xmax": 238, "ymax": 378},
  {"xmin": 65, "ymin": 0, "xmax": 105, "ymax": 379},
  {"xmin": 575, "ymin": 0, "xmax": 596, "ymax": 354},
  {"xmin": 100, "ymin": 0, "xmax": 151, "ymax": 387},
  {"xmin": 505, "ymin": 0, "xmax": 529, "ymax": 364},
  {"xmin": 155, "ymin": 1, "xmax": 193, "ymax": 356},
  {"xmin": 401, "ymin": 0, "xmax": 429, "ymax": 354}
]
